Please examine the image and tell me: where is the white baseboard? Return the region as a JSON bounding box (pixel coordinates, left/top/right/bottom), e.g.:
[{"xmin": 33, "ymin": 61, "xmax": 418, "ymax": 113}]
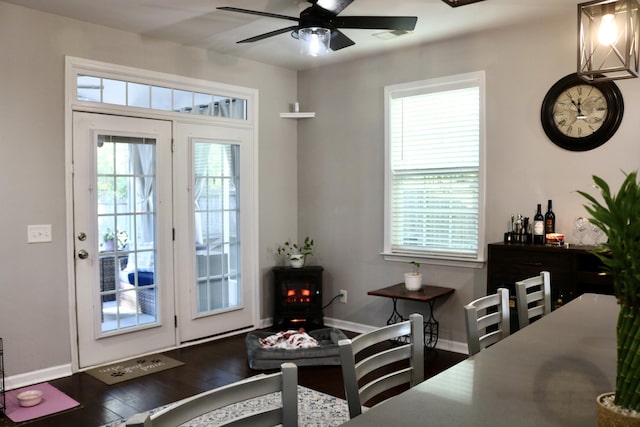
[
  {"xmin": 5, "ymin": 364, "xmax": 72, "ymax": 391},
  {"xmin": 259, "ymin": 316, "xmax": 467, "ymax": 354},
  {"xmin": 323, "ymin": 316, "xmax": 468, "ymax": 354},
  {"xmin": 322, "ymin": 317, "xmax": 376, "ymax": 334},
  {"xmin": 257, "ymin": 317, "xmax": 273, "ymax": 329},
  {"xmin": 433, "ymin": 337, "xmax": 469, "ymax": 354}
]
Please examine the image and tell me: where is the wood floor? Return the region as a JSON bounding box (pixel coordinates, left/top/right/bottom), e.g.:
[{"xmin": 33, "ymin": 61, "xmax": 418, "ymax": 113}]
[{"xmin": 0, "ymin": 330, "xmax": 467, "ymax": 426}]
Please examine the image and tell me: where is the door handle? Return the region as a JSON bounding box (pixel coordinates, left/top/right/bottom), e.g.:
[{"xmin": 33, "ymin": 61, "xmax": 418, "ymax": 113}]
[{"xmin": 78, "ymin": 249, "xmax": 89, "ymax": 259}]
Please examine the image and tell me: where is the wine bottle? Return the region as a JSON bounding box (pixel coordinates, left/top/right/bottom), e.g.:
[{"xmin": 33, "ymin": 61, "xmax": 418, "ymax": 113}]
[
  {"xmin": 533, "ymin": 203, "xmax": 545, "ymax": 244},
  {"xmin": 545, "ymin": 199, "xmax": 555, "ymax": 234}
]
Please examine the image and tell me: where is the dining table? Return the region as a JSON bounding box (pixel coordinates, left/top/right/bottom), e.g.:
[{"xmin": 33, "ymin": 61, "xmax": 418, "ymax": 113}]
[{"xmin": 339, "ymin": 293, "xmax": 617, "ymax": 426}]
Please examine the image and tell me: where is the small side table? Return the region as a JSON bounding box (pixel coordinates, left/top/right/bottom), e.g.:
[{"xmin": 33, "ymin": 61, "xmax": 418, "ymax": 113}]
[{"xmin": 368, "ymin": 283, "xmax": 454, "ymax": 349}]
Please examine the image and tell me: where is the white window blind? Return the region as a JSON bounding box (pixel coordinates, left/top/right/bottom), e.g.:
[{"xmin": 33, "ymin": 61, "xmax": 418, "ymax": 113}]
[{"xmin": 384, "ymin": 72, "xmax": 485, "ymax": 264}]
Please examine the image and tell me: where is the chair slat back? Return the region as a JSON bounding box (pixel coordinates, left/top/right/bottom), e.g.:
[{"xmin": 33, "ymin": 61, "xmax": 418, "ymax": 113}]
[
  {"xmin": 125, "ymin": 362, "xmax": 297, "ymax": 427},
  {"xmin": 516, "ymin": 271, "xmax": 551, "ymax": 329},
  {"xmin": 339, "ymin": 313, "xmax": 424, "ymax": 419},
  {"xmin": 464, "ymin": 288, "xmax": 510, "ymax": 356}
]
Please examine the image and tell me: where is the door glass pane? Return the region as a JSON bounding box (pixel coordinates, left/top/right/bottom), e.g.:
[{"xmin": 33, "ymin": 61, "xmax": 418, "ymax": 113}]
[
  {"xmin": 194, "ymin": 141, "xmax": 240, "ymax": 315},
  {"xmin": 97, "ymin": 135, "xmax": 158, "ymax": 332}
]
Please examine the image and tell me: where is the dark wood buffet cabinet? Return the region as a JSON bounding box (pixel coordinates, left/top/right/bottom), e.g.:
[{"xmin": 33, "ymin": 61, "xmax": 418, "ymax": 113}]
[{"xmin": 487, "ymin": 242, "xmax": 613, "ymax": 330}]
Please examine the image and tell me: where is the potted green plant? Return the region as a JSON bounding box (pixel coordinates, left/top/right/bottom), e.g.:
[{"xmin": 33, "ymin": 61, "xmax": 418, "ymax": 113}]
[
  {"xmin": 578, "ymin": 171, "xmax": 640, "ymax": 424},
  {"xmin": 404, "ymin": 261, "xmax": 422, "ymax": 291},
  {"xmin": 103, "ymin": 228, "xmax": 116, "ymax": 251},
  {"xmin": 277, "ymin": 237, "xmax": 314, "ymax": 268},
  {"xmin": 102, "ymin": 228, "xmax": 128, "ymax": 251}
]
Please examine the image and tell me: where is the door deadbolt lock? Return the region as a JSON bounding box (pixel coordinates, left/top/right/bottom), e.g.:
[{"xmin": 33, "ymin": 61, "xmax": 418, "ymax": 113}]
[
  {"xmin": 77, "ymin": 232, "xmax": 87, "ymax": 241},
  {"xmin": 77, "ymin": 249, "xmax": 89, "ymax": 259}
]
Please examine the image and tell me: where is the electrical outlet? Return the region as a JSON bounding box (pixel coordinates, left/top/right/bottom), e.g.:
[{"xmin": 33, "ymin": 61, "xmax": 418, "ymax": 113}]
[{"xmin": 339, "ymin": 290, "xmax": 347, "ymax": 304}]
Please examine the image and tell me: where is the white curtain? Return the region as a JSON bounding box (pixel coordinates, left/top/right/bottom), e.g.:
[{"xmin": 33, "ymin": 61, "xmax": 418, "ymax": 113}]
[
  {"xmin": 193, "ymin": 143, "xmax": 212, "ymax": 246},
  {"xmin": 134, "ymin": 142, "xmax": 155, "ymax": 244},
  {"xmin": 214, "ymin": 98, "xmax": 245, "ymax": 119}
]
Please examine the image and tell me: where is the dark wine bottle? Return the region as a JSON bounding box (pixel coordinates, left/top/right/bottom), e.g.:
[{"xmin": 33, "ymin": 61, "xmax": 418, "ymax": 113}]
[
  {"xmin": 545, "ymin": 199, "xmax": 555, "ymax": 234},
  {"xmin": 533, "ymin": 203, "xmax": 544, "ymax": 244}
]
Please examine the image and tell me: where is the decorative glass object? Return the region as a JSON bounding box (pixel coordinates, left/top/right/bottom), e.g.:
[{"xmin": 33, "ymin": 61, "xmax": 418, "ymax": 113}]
[{"xmin": 573, "ymin": 216, "xmax": 590, "ymax": 245}]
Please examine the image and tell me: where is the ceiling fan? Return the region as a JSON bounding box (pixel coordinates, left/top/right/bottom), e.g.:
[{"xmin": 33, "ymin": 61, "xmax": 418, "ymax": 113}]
[{"xmin": 217, "ymin": 0, "xmax": 418, "ymax": 53}]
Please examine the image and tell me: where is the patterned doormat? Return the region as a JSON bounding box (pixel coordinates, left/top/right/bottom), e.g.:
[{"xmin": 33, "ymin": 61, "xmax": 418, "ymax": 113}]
[{"xmin": 85, "ymin": 354, "xmax": 184, "ymax": 385}]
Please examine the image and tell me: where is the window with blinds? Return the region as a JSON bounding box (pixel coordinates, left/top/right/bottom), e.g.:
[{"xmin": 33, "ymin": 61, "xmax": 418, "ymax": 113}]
[{"xmin": 383, "ymin": 71, "xmax": 486, "ymax": 265}]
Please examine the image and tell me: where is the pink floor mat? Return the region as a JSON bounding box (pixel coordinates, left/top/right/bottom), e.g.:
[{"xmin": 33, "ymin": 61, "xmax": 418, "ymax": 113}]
[{"xmin": 4, "ymin": 382, "xmax": 80, "ymax": 423}]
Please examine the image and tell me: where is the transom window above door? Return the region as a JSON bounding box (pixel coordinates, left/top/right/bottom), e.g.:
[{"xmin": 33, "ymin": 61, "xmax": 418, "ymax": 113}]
[{"xmin": 77, "ymin": 75, "xmax": 247, "ymax": 120}]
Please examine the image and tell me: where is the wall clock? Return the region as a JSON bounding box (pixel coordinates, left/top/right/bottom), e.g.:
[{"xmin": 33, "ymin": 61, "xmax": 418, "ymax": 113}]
[{"xmin": 540, "ymin": 73, "xmax": 624, "ymax": 151}]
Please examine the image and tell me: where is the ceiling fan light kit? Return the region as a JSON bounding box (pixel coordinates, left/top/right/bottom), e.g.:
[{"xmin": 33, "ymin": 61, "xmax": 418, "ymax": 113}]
[
  {"xmin": 578, "ymin": 0, "xmax": 640, "ymax": 81},
  {"xmin": 441, "ymin": 0, "xmax": 486, "ymax": 7},
  {"xmin": 218, "ymin": 0, "xmax": 417, "ymax": 56},
  {"xmin": 298, "ymin": 27, "xmax": 331, "ymax": 56}
]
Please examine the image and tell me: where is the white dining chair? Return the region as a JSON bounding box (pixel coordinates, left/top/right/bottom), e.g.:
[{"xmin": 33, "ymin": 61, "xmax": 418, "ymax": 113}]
[
  {"xmin": 125, "ymin": 362, "xmax": 297, "ymax": 427},
  {"xmin": 464, "ymin": 288, "xmax": 510, "ymax": 356},
  {"xmin": 338, "ymin": 313, "xmax": 424, "ymax": 419},
  {"xmin": 516, "ymin": 271, "xmax": 552, "ymax": 329}
]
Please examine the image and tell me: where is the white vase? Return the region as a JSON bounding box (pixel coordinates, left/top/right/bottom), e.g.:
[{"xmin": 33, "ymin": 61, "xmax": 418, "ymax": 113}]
[
  {"xmin": 289, "ymin": 254, "xmax": 305, "ymax": 268},
  {"xmin": 104, "ymin": 239, "xmax": 115, "ymax": 252},
  {"xmin": 404, "ymin": 273, "xmax": 422, "ymax": 291}
]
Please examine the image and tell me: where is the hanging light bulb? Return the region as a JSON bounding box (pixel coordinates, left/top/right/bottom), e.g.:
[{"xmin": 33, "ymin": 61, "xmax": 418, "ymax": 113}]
[
  {"xmin": 578, "ymin": 0, "xmax": 640, "ymax": 81},
  {"xmin": 298, "ymin": 27, "xmax": 331, "ymax": 57},
  {"xmin": 598, "ymin": 12, "xmax": 618, "ymax": 45}
]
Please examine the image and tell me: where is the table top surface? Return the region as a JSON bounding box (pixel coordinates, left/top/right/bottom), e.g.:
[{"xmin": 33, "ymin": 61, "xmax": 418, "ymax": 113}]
[
  {"xmin": 368, "ymin": 283, "xmax": 455, "ymax": 302},
  {"xmin": 340, "ymin": 293, "xmax": 617, "ymax": 427}
]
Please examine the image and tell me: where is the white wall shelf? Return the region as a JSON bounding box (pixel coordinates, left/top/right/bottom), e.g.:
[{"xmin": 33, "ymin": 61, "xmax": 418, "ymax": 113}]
[{"xmin": 279, "ymin": 112, "xmax": 316, "ymax": 119}]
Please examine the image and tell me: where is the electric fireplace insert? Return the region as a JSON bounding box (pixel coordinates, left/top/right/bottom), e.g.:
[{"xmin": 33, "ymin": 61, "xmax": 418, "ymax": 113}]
[{"xmin": 272, "ymin": 266, "xmax": 324, "ymax": 330}]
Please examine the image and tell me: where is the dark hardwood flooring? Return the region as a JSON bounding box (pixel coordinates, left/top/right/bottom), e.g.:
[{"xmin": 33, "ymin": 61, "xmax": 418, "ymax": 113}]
[{"xmin": 0, "ymin": 330, "xmax": 466, "ymax": 426}]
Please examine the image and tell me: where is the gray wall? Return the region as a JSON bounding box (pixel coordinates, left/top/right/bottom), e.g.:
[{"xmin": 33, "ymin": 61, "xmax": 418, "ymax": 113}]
[
  {"xmin": 298, "ymin": 12, "xmax": 640, "ymax": 346},
  {"xmin": 3, "ymin": 2, "xmax": 640, "ymax": 380},
  {"xmin": 0, "ymin": 2, "xmax": 297, "ymax": 378}
]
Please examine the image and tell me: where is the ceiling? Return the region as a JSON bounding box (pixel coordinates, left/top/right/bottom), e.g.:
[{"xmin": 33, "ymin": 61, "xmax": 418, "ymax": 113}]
[{"xmin": 3, "ymin": 0, "xmax": 581, "ymax": 70}]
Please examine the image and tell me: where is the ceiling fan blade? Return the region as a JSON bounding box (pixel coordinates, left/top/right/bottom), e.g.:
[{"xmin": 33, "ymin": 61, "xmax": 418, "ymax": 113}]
[
  {"xmin": 330, "ymin": 30, "xmax": 355, "ymax": 51},
  {"xmin": 237, "ymin": 26, "xmax": 299, "ymax": 43},
  {"xmin": 314, "ymin": 0, "xmax": 355, "ymax": 15},
  {"xmin": 217, "ymin": 7, "xmax": 299, "ymax": 23},
  {"xmin": 335, "ymin": 16, "xmax": 417, "ymax": 31}
]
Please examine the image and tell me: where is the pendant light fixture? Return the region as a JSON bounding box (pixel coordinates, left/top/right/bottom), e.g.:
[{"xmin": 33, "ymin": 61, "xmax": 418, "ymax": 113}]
[{"xmin": 578, "ymin": 0, "xmax": 640, "ymax": 81}]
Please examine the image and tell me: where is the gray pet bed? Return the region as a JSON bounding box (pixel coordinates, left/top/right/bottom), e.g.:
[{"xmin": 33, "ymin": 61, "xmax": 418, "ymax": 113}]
[{"xmin": 246, "ymin": 328, "xmax": 348, "ymax": 370}]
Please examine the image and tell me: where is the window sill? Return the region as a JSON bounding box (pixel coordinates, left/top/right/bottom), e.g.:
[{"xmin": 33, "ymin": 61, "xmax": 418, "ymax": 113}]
[{"xmin": 381, "ymin": 252, "xmax": 485, "ymax": 269}]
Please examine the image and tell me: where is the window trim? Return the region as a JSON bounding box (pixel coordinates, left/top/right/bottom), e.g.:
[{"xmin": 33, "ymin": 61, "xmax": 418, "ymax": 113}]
[{"xmin": 382, "ymin": 71, "xmax": 486, "ymax": 268}]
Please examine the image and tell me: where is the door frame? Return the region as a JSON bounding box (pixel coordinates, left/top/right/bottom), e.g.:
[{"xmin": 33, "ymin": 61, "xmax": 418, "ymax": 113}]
[{"xmin": 64, "ymin": 56, "xmax": 260, "ymax": 371}]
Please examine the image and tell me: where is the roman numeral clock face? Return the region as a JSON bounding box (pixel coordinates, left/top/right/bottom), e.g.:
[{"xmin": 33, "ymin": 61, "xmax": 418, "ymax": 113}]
[
  {"xmin": 540, "ymin": 74, "xmax": 624, "ymax": 151},
  {"xmin": 553, "ymin": 84, "xmax": 606, "ymax": 137}
]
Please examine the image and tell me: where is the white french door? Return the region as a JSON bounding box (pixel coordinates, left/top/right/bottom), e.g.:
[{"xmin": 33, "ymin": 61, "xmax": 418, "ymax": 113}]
[
  {"xmin": 173, "ymin": 122, "xmax": 256, "ymax": 343},
  {"xmin": 73, "ymin": 112, "xmax": 175, "ymax": 368}
]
